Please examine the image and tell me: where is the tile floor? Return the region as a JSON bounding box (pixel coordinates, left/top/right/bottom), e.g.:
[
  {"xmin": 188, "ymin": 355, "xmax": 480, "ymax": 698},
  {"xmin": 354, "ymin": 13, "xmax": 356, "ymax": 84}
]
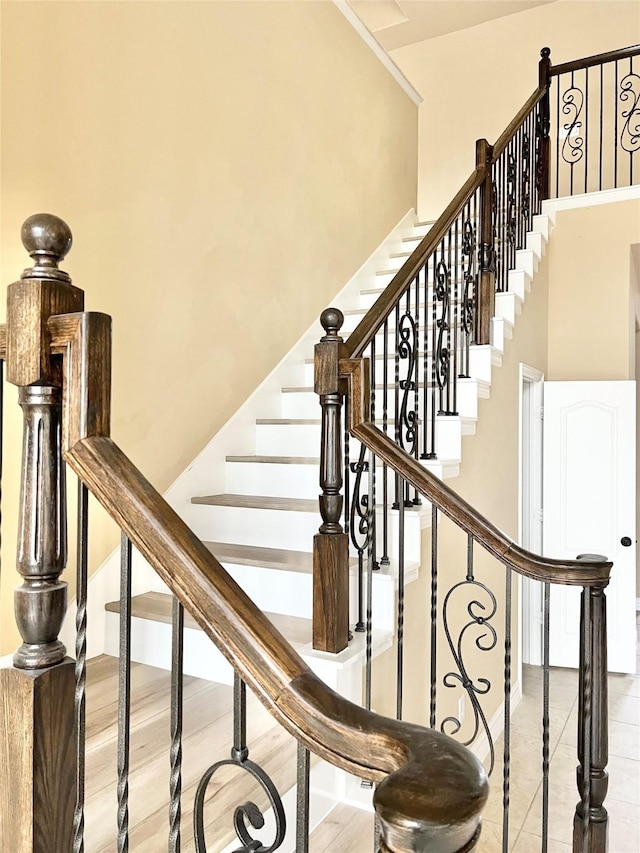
[{"xmin": 331, "ymin": 612, "xmax": 640, "ymax": 853}]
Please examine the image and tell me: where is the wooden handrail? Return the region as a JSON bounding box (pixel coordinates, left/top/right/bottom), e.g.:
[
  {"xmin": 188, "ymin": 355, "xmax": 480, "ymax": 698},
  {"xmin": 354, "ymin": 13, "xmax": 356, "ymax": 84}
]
[
  {"xmin": 45, "ymin": 307, "xmax": 488, "ymax": 852},
  {"xmin": 345, "ymin": 166, "xmax": 485, "ymax": 358},
  {"xmin": 344, "ymin": 416, "xmax": 611, "ymax": 587},
  {"xmin": 551, "ymin": 43, "xmax": 640, "ymax": 76}
]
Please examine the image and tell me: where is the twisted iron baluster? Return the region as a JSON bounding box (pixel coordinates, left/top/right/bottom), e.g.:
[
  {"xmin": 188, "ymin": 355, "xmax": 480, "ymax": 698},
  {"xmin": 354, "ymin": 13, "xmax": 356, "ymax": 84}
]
[
  {"xmin": 117, "ymin": 534, "xmax": 132, "ymax": 853},
  {"xmin": 502, "ymin": 568, "xmax": 512, "ymax": 853},
  {"xmin": 396, "ymin": 473, "xmax": 405, "ymax": 721},
  {"xmin": 169, "ymin": 597, "xmax": 184, "ymax": 852},
  {"xmin": 542, "ymin": 582, "xmax": 550, "ymax": 853},
  {"xmin": 381, "ymin": 319, "xmax": 390, "ymax": 565},
  {"xmin": 429, "ymin": 504, "xmax": 438, "ymax": 729},
  {"xmin": 73, "ymin": 482, "xmax": 89, "ymax": 853}
]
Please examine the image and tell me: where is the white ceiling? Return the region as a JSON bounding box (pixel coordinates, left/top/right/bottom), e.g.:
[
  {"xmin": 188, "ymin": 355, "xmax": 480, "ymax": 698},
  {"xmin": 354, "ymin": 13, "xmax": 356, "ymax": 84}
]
[{"xmin": 348, "ymin": 0, "xmax": 557, "ymax": 51}]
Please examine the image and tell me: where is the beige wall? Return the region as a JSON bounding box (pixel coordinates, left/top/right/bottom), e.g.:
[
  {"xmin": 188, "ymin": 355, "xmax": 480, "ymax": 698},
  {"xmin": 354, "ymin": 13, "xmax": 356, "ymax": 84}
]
[
  {"xmin": 0, "ymin": 0, "xmax": 418, "ymax": 655},
  {"xmin": 373, "ymin": 247, "xmax": 550, "ymax": 731},
  {"xmin": 390, "ymin": 1, "xmax": 640, "ymax": 220},
  {"xmin": 547, "ymin": 201, "xmax": 640, "ymax": 380}
]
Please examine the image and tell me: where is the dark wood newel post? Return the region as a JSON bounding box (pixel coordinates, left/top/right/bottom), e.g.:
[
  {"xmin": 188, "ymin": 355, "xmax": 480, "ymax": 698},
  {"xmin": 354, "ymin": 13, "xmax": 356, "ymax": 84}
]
[
  {"xmin": 573, "ymin": 556, "xmax": 609, "ymax": 853},
  {"xmin": 313, "ymin": 308, "xmax": 349, "ymax": 653},
  {"xmin": 475, "ymin": 138, "xmax": 495, "ymax": 346},
  {"xmin": 538, "ymin": 47, "xmax": 552, "ymax": 201},
  {"xmin": 0, "ymin": 214, "xmax": 83, "ymax": 852}
]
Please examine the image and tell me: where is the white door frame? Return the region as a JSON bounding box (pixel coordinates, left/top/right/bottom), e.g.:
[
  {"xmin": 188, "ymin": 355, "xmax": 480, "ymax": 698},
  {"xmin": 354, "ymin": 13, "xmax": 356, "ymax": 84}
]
[{"xmin": 519, "ymin": 363, "xmax": 544, "ymax": 666}]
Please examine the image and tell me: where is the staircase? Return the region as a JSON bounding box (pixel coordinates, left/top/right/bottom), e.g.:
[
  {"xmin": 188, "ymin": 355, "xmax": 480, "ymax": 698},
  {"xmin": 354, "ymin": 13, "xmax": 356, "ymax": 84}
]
[{"xmin": 100, "ymin": 206, "xmax": 555, "ymax": 821}]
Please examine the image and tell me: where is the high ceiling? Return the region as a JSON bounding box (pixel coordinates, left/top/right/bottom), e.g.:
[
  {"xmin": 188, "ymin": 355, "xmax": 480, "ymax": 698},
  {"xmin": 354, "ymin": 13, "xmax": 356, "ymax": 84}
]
[{"xmin": 348, "ymin": 0, "xmax": 557, "ymax": 52}]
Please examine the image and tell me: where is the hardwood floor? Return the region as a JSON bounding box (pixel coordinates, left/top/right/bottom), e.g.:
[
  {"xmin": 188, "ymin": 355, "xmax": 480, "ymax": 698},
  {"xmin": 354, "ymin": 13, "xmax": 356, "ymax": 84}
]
[{"xmin": 83, "ymin": 656, "xmax": 297, "ymax": 852}]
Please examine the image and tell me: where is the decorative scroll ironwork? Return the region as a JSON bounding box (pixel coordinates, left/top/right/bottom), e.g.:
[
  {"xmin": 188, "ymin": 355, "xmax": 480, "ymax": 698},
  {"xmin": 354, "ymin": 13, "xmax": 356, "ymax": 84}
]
[
  {"xmin": 620, "ymin": 72, "xmax": 640, "ymax": 153},
  {"xmin": 397, "ymin": 308, "xmax": 418, "ymax": 454},
  {"xmin": 560, "ymin": 85, "xmax": 585, "ymax": 164},
  {"xmin": 535, "ymin": 102, "xmax": 547, "ymax": 197},
  {"xmin": 521, "ymin": 129, "xmax": 531, "ymax": 232},
  {"xmin": 440, "ymin": 568, "xmax": 498, "ymax": 775},
  {"xmin": 434, "ymin": 259, "xmax": 450, "ymax": 402},
  {"xmin": 349, "ymin": 444, "xmax": 372, "ymax": 556},
  {"xmin": 460, "ymin": 217, "xmax": 476, "ymax": 342},
  {"xmin": 194, "ymin": 676, "xmax": 286, "ymax": 853},
  {"xmin": 506, "ymin": 151, "xmax": 517, "ymax": 252}
]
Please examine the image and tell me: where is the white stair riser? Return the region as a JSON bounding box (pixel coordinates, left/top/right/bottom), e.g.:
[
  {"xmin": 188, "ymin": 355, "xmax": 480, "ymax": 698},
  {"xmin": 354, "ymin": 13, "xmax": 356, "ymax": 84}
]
[
  {"xmin": 256, "ymin": 417, "xmax": 462, "ymax": 459},
  {"xmin": 226, "ymin": 460, "xmax": 319, "ymax": 498},
  {"xmin": 495, "ymin": 291, "xmax": 522, "ymax": 326},
  {"xmin": 104, "ymin": 612, "xmax": 235, "ymax": 683},
  {"xmin": 532, "ymin": 213, "xmax": 551, "ymax": 240},
  {"xmin": 190, "ymin": 504, "xmax": 318, "ymax": 551},
  {"xmin": 282, "ymin": 380, "xmax": 484, "ymax": 420},
  {"xmin": 192, "ymin": 501, "xmax": 427, "ymax": 563},
  {"xmin": 516, "ymin": 247, "xmax": 537, "ymax": 278},
  {"xmin": 508, "ymin": 268, "xmax": 530, "ymax": 300},
  {"xmin": 526, "ymin": 229, "xmax": 545, "ymax": 260},
  {"xmin": 491, "ymin": 316, "xmax": 513, "ymax": 351}
]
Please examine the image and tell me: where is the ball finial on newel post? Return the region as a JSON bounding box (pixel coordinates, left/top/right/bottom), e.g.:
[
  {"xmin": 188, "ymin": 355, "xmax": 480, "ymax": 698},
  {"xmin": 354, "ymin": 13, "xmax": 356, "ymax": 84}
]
[
  {"xmin": 21, "ymin": 213, "xmax": 73, "ymax": 282},
  {"xmin": 540, "ymin": 46, "xmax": 551, "ymax": 60},
  {"xmin": 320, "ymin": 307, "xmax": 344, "ymax": 342}
]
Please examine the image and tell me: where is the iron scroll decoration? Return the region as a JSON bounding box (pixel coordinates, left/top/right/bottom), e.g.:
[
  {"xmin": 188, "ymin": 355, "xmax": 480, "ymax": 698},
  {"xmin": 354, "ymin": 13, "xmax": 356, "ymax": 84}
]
[
  {"xmin": 440, "ymin": 577, "xmax": 498, "ymax": 776},
  {"xmin": 560, "ymin": 85, "xmax": 584, "ymax": 164},
  {"xmin": 434, "ymin": 259, "xmax": 451, "ymax": 399},
  {"xmin": 620, "ymin": 72, "xmax": 640, "ymax": 153},
  {"xmin": 397, "ymin": 305, "xmax": 419, "ymax": 455},
  {"xmin": 193, "ymin": 755, "xmax": 286, "ymax": 852},
  {"xmin": 461, "ymin": 216, "xmax": 476, "ymax": 343}
]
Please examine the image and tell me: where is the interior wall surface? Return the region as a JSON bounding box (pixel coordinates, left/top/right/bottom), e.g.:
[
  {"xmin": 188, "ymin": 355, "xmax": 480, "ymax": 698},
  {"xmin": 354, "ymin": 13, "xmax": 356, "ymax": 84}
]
[
  {"xmin": 390, "ymin": 1, "xmax": 640, "ymax": 220},
  {"xmin": 372, "ymin": 244, "xmax": 550, "ymax": 739},
  {"xmin": 546, "ymin": 201, "xmax": 640, "ymax": 381},
  {"xmin": 0, "ymin": 0, "xmax": 418, "ymax": 655}
]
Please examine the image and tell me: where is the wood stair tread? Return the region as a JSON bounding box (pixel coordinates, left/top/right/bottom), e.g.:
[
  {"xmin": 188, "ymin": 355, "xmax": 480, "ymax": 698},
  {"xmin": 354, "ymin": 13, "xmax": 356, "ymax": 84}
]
[
  {"xmin": 192, "ymin": 493, "xmax": 318, "ymax": 512},
  {"xmin": 204, "ymin": 540, "xmax": 318, "ymax": 573},
  {"xmin": 106, "ymin": 591, "xmax": 313, "ymax": 648}
]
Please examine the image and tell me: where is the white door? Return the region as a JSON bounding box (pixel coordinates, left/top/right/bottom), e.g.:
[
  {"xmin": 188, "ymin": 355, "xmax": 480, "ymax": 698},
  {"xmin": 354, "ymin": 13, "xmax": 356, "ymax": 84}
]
[{"xmin": 543, "ymin": 381, "xmax": 636, "ymax": 673}]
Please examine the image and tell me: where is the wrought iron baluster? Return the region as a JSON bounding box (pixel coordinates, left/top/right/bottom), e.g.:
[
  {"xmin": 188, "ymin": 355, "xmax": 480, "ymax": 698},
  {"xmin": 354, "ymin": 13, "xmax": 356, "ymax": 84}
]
[
  {"xmin": 296, "ymin": 744, "xmax": 310, "ymax": 853},
  {"xmin": 441, "ymin": 535, "xmax": 496, "ymax": 775},
  {"xmin": 73, "ymin": 482, "xmax": 89, "ymax": 853},
  {"xmin": 381, "ymin": 319, "xmax": 390, "ymax": 565},
  {"xmin": 555, "ymin": 77, "xmax": 561, "ymax": 197},
  {"xmin": 501, "ymin": 568, "xmax": 512, "ymax": 853},
  {"xmin": 117, "ymin": 534, "xmax": 132, "ymax": 853},
  {"xmin": 615, "ymin": 61, "xmax": 619, "ymax": 187},
  {"xmin": 599, "ymin": 64, "xmax": 604, "ymax": 191},
  {"xmin": 394, "ymin": 302, "xmax": 400, "ymax": 506},
  {"xmin": 584, "ymin": 67, "xmax": 590, "ymax": 193},
  {"xmin": 412, "ymin": 275, "xmax": 420, "ymax": 504},
  {"xmin": 169, "ymin": 597, "xmax": 184, "ymax": 853},
  {"xmin": 421, "ymin": 259, "xmax": 429, "ymax": 459},
  {"xmin": 396, "ymin": 474, "xmax": 405, "ymax": 721},
  {"xmin": 429, "ymin": 504, "xmax": 438, "ymax": 730},
  {"xmin": 620, "ymin": 56, "xmax": 640, "ymax": 186},
  {"xmin": 435, "ymin": 241, "xmax": 450, "ymax": 418},
  {"xmin": 452, "ymin": 217, "xmax": 459, "ymax": 416},
  {"xmin": 542, "ymin": 581, "xmax": 550, "ymax": 853},
  {"xmin": 351, "ymin": 442, "xmax": 368, "ymax": 634},
  {"xmin": 194, "ymin": 673, "xmax": 286, "ymax": 852},
  {"xmin": 365, "ymin": 449, "xmax": 375, "ymax": 713}
]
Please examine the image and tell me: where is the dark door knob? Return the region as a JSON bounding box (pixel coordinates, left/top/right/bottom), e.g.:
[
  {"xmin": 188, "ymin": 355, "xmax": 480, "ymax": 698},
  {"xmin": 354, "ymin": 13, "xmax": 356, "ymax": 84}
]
[{"xmin": 621, "ymin": 536, "xmax": 632, "ymax": 547}]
